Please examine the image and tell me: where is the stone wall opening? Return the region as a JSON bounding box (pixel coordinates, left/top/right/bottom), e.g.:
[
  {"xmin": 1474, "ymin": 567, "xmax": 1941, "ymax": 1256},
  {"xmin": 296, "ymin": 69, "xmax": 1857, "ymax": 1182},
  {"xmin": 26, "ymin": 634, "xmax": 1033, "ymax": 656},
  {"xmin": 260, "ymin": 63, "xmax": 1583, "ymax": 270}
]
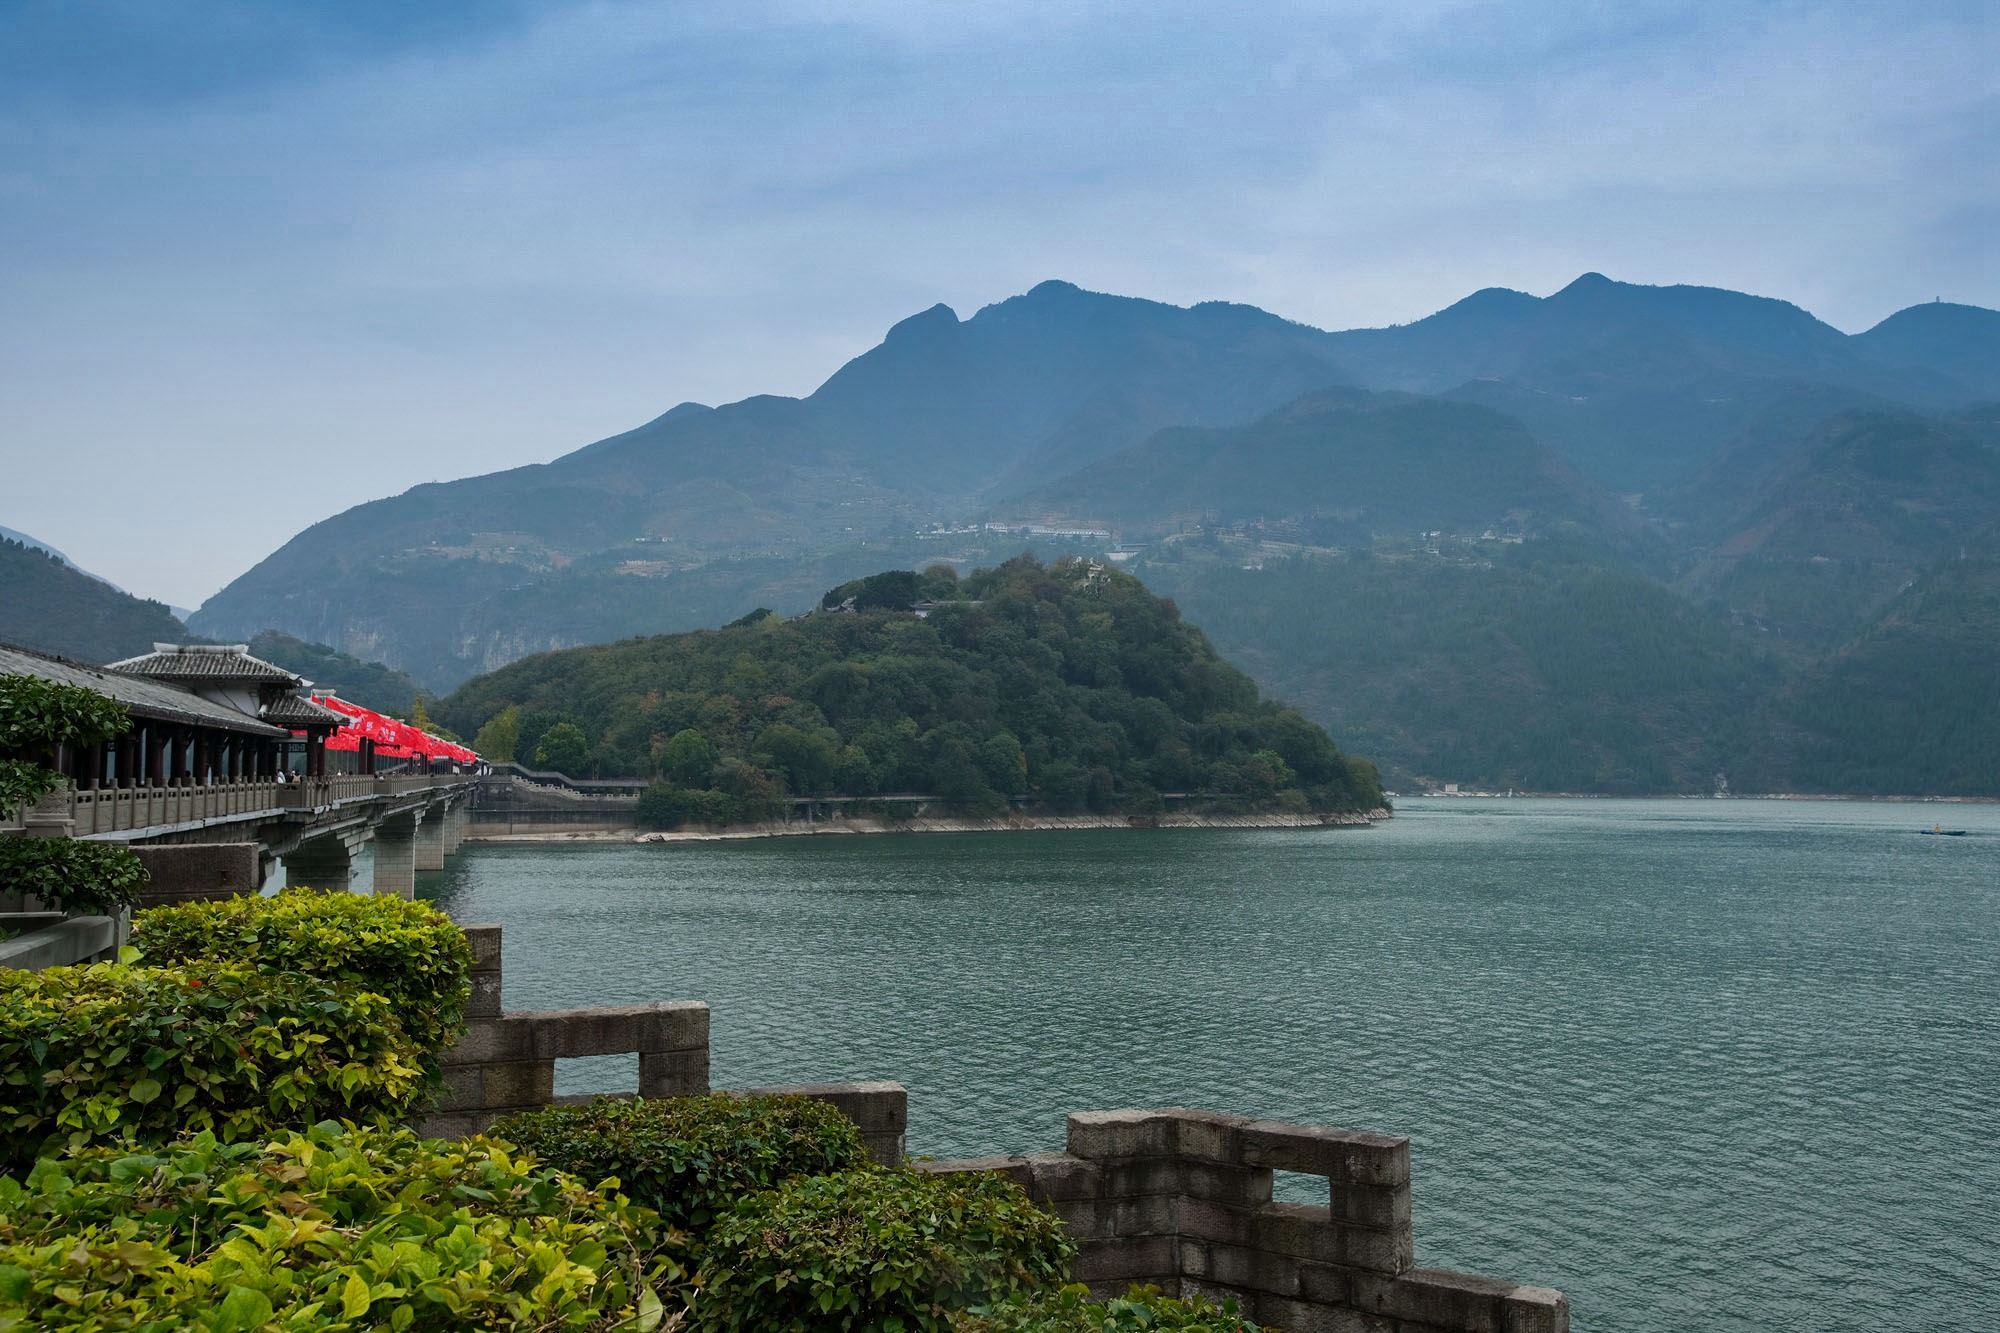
[{"xmin": 556, "ymin": 1053, "xmax": 638, "ymax": 1099}]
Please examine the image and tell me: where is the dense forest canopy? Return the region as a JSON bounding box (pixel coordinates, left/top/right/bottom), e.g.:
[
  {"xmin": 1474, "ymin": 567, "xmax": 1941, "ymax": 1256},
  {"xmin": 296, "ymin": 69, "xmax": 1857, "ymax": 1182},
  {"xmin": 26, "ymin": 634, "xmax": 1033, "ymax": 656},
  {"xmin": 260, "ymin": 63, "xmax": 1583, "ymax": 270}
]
[
  {"xmin": 0, "ymin": 537, "xmax": 188, "ymax": 664},
  {"xmin": 439, "ymin": 557, "xmax": 1383, "ymax": 822}
]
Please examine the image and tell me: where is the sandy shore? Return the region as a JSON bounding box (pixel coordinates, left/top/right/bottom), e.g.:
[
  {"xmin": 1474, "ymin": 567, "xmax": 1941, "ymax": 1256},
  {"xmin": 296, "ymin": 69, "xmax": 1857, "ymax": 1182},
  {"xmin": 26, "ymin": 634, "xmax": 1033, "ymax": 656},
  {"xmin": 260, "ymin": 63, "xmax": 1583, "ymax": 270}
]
[{"xmin": 630, "ymin": 807, "xmax": 1392, "ymax": 844}]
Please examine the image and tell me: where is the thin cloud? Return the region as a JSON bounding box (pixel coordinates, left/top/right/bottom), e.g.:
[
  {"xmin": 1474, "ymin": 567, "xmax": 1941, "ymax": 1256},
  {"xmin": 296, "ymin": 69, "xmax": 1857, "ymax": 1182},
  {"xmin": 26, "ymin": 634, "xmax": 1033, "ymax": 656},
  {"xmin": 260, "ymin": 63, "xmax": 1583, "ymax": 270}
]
[{"xmin": 0, "ymin": 0, "xmax": 1989, "ymax": 606}]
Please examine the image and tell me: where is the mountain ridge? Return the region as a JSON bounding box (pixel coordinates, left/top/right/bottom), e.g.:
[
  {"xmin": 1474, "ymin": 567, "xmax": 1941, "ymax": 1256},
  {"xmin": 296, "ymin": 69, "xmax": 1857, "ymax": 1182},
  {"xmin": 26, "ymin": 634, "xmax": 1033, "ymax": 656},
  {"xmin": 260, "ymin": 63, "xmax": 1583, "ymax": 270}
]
[{"xmin": 184, "ymin": 273, "xmax": 1998, "ymax": 772}]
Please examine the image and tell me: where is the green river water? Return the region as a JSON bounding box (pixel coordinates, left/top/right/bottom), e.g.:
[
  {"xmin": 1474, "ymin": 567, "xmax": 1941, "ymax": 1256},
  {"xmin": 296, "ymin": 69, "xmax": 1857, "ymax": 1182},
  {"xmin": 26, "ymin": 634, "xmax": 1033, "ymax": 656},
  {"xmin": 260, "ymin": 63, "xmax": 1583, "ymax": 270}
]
[{"xmin": 421, "ymin": 797, "xmax": 2000, "ymax": 1330}]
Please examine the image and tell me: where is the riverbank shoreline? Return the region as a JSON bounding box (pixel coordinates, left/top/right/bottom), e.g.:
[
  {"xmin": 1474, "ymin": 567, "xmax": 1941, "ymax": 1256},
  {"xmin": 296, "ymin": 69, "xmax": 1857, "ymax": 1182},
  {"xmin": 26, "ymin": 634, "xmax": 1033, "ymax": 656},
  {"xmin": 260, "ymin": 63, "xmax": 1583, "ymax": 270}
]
[{"xmin": 627, "ymin": 807, "xmax": 1392, "ymax": 844}]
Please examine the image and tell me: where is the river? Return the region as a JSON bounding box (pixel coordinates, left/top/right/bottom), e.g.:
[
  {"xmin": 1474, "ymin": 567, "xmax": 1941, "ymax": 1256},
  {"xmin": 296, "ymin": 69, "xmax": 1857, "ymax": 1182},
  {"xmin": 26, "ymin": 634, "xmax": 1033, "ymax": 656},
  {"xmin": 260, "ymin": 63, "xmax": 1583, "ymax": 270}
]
[{"xmin": 423, "ymin": 797, "xmax": 2000, "ymax": 1330}]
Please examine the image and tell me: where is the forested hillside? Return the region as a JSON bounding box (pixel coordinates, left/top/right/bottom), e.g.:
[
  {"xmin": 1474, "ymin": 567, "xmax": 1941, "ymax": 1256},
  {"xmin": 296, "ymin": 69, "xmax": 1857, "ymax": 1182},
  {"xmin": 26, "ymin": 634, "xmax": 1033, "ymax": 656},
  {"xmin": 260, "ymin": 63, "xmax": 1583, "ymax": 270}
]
[
  {"xmin": 185, "ymin": 274, "xmax": 1997, "ymax": 797},
  {"xmin": 437, "ymin": 557, "xmax": 1383, "ymax": 821},
  {"xmin": 194, "ymin": 276, "xmax": 1992, "ymax": 691},
  {"xmin": 0, "ymin": 536, "xmax": 189, "ymax": 663},
  {"xmin": 1153, "ymin": 544, "xmax": 1767, "ymax": 794},
  {"xmin": 246, "ymin": 631, "xmax": 427, "ymax": 718},
  {"xmin": 1006, "ymin": 389, "xmax": 1621, "ymax": 539},
  {"xmin": 1740, "ymin": 530, "xmax": 2000, "ymax": 796}
]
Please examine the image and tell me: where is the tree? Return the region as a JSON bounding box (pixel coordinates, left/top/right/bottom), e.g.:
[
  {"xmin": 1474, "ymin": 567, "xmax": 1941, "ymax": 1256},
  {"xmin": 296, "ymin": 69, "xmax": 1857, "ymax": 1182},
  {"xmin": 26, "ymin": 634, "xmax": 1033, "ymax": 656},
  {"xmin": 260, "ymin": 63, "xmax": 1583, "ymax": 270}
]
[
  {"xmin": 472, "ymin": 704, "xmax": 520, "ymax": 763},
  {"xmin": 658, "ymin": 728, "xmax": 717, "ymax": 787},
  {"xmin": 407, "ymin": 696, "xmax": 461, "ymax": 744},
  {"xmin": 752, "ymin": 723, "xmax": 840, "ymax": 794},
  {"xmin": 0, "ymin": 673, "xmax": 149, "ymax": 915},
  {"xmin": 533, "ymin": 721, "xmax": 590, "ymax": 775}
]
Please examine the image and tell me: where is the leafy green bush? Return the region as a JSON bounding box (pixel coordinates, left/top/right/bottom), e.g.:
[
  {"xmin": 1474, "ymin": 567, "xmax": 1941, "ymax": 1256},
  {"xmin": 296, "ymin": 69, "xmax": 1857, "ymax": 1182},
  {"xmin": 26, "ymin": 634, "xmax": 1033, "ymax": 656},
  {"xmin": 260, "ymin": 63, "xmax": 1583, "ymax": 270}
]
[
  {"xmin": 0, "ymin": 837, "xmax": 149, "ymax": 915},
  {"xmin": 131, "ymin": 890, "xmax": 473, "ymax": 1059},
  {"xmin": 492, "ymin": 1093, "xmax": 869, "ymax": 1230},
  {"xmin": 0, "ymin": 1121, "xmax": 677, "ymax": 1332},
  {"xmin": 0, "ymin": 961, "xmax": 426, "ymax": 1168},
  {"xmin": 953, "ymin": 1284, "xmax": 1267, "ymax": 1332},
  {"xmin": 690, "ymin": 1167, "xmax": 1074, "ymax": 1333},
  {"xmin": 0, "ymin": 674, "xmax": 148, "ymax": 917},
  {"xmin": 0, "ymin": 759, "xmax": 59, "ymax": 821},
  {"xmin": 0, "ymin": 674, "xmax": 129, "ymax": 758}
]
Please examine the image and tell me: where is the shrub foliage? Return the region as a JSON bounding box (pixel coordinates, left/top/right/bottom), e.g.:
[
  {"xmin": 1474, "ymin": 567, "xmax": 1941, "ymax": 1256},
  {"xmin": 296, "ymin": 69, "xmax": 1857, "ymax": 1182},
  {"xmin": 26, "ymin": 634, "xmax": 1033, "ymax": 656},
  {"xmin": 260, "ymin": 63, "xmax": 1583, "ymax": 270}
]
[
  {"xmin": 954, "ymin": 1284, "xmax": 1267, "ymax": 1332},
  {"xmin": 0, "ymin": 673, "xmax": 129, "ymax": 758},
  {"xmin": 0, "ymin": 837, "xmax": 149, "ymax": 916},
  {"xmin": 131, "ymin": 890, "xmax": 474, "ymax": 1058},
  {"xmin": 493, "ymin": 1093, "xmax": 869, "ymax": 1231},
  {"xmin": 0, "ymin": 672, "xmax": 149, "ymax": 915},
  {"xmin": 0, "ymin": 961, "xmax": 426, "ymax": 1169},
  {"xmin": 0, "ymin": 1122, "xmax": 676, "ymax": 1332},
  {"xmin": 690, "ymin": 1167, "xmax": 1075, "ymax": 1333}
]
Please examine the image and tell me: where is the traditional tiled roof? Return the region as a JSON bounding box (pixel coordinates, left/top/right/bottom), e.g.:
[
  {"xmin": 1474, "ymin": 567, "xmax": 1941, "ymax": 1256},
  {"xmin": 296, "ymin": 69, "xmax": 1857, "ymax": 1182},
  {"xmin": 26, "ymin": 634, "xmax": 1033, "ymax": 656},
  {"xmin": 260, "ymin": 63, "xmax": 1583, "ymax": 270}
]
[
  {"xmin": 0, "ymin": 642, "xmax": 291, "ymax": 738},
  {"xmin": 104, "ymin": 643, "xmax": 304, "ymax": 686},
  {"xmin": 259, "ymin": 692, "xmax": 346, "ymax": 728}
]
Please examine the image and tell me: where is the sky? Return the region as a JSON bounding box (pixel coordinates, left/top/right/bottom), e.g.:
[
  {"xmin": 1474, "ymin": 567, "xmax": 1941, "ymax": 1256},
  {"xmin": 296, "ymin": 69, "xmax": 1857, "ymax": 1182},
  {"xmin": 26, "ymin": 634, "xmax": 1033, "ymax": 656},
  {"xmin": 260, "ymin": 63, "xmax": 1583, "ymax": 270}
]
[{"xmin": 1, "ymin": 0, "xmax": 1993, "ymax": 608}]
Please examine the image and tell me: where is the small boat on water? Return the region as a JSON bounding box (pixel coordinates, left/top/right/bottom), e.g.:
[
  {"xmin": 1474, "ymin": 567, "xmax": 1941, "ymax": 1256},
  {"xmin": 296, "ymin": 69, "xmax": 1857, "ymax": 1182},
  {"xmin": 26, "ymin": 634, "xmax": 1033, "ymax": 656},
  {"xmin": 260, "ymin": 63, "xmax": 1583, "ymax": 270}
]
[{"xmin": 1919, "ymin": 824, "xmax": 1968, "ymax": 836}]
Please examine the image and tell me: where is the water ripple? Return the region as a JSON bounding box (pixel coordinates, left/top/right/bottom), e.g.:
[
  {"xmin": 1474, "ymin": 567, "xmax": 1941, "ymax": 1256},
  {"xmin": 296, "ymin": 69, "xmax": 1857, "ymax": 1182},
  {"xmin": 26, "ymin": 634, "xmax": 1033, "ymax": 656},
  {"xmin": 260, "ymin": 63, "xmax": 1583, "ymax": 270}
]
[{"xmin": 425, "ymin": 799, "xmax": 2000, "ymax": 1331}]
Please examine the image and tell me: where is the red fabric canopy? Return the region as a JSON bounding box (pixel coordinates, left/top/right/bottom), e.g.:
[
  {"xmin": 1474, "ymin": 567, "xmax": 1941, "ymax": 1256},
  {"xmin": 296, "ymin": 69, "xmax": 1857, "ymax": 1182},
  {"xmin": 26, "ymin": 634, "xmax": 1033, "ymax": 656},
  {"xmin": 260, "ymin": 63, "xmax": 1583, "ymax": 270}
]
[{"xmin": 308, "ymin": 694, "xmax": 479, "ymax": 763}]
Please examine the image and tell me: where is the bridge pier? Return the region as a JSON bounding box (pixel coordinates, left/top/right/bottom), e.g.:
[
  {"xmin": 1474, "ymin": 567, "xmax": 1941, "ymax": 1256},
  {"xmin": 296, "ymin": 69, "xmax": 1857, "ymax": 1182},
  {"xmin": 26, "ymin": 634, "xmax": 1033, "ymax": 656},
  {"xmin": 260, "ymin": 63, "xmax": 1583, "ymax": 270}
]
[
  {"xmin": 373, "ymin": 814, "xmax": 418, "ymax": 900},
  {"xmin": 283, "ymin": 834, "xmax": 359, "ymax": 894},
  {"xmin": 414, "ymin": 809, "xmax": 448, "ymax": 872}
]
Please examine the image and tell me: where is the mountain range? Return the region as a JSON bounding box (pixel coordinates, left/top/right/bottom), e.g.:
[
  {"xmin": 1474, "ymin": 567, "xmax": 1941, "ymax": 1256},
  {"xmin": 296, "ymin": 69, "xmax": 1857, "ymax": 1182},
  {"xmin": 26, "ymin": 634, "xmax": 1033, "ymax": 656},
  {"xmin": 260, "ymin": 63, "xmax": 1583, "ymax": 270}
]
[{"xmin": 121, "ymin": 275, "xmax": 2000, "ymax": 793}]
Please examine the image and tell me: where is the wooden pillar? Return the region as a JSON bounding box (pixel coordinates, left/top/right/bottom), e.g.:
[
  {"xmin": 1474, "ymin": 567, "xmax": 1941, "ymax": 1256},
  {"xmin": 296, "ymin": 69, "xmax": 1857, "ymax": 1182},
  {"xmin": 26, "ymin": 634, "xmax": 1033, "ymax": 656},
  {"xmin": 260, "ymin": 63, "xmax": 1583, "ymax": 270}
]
[
  {"xmin": 115, "ymin": 732, "xmax": 136, "ymax": 785},
  {"xmin": 147, "ymin": 724, "xmax": 165, "ymax": 787}
]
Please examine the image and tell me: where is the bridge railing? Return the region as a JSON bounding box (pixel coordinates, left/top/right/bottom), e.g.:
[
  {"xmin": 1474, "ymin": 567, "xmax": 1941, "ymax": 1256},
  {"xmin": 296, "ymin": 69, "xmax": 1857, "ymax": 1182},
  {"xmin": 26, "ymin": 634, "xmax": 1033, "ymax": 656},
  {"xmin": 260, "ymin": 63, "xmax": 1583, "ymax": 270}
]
[{"xmin": 41, "ymin": 773, "xmax": 478, "ymax": 838}]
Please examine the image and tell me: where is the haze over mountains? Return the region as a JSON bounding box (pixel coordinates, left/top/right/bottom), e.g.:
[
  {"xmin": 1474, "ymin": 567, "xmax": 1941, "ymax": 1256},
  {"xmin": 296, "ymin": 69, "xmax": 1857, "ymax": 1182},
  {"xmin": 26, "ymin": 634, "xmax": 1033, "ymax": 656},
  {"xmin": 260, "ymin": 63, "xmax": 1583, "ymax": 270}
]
[{"xmin": 158, "ymin": 273, "xmax": 2000, "ymax": 794}]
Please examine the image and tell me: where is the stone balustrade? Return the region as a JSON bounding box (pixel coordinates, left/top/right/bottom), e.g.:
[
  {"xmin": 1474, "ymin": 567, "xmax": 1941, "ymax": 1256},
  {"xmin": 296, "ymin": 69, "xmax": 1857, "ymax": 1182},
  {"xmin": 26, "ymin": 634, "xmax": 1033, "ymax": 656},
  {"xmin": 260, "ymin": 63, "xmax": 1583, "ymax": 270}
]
[{"xmin": 918, "ymin": 1107, "xmax": 1567, "ymax": 1333}]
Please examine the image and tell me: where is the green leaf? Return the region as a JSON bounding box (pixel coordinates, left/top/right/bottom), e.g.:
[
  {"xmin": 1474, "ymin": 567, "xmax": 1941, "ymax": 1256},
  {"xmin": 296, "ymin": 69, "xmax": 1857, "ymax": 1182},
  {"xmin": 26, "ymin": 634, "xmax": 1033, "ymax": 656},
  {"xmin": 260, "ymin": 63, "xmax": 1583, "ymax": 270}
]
[
  {"xmin": 211, "ymin": 1284, "xmax": 274, "ymax": 1333},
  {"xmin": 341, "ymin": 1270, "xmax": 372, "ymax": 1319},
  {"xmin": 128, "ymin": 1076, "xmax": 162, "ymax": 1105},
  {"xmin": 636, "ymin": 1285, "xmax": 665, "ymax": 1332}
]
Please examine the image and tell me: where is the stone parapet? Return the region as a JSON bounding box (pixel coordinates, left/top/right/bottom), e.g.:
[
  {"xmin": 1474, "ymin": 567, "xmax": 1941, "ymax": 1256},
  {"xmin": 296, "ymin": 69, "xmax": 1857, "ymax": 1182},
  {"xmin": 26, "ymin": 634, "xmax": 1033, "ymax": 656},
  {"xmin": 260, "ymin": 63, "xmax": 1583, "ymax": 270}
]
[
  {"xmin": 741, "ymin": 1080, "xmax": 908, "ymax": 1165},
  {"xmin": 0, "ymin": 914, "xmax": 120, "ymax": 971},
  {"xmin": 415, "ymin": 922, "xmax": 710, "ymax": 1139},
  {"xmin": 917, "ymin": 1107, "xmax": 1567, "ymax": 1333}
]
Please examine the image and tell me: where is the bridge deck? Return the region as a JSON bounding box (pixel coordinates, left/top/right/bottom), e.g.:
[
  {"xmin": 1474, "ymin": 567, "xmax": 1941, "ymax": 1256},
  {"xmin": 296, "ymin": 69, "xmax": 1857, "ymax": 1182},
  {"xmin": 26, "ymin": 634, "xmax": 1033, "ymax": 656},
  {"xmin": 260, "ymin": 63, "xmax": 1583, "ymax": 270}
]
[{"xmin": 8, "ymin": 773, "xmax": 478, "ymax": 843}]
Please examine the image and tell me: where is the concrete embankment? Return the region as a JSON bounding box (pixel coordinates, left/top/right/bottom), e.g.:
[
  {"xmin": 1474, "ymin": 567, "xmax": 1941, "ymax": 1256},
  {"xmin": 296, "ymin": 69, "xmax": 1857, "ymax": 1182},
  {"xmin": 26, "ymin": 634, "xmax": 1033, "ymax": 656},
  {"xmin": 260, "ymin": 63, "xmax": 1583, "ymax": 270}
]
[{"xmin": 632, "ymin": 807, "xmax": 1391, "ymax": 844}]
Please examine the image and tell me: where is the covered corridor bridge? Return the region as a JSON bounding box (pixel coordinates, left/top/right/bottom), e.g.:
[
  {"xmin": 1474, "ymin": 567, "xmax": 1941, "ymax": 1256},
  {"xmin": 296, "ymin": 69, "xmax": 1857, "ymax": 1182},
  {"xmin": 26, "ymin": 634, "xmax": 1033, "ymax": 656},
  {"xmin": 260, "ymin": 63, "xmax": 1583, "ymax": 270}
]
[{"xmin": 1, "ymin": 641, "xmax": 477, "ymax": 899}]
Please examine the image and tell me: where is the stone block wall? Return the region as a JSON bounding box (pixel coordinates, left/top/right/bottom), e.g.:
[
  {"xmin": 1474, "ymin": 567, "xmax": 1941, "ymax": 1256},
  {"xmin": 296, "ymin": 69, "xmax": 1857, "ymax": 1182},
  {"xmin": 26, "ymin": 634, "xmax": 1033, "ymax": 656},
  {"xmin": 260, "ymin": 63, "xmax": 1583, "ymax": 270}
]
[
  {"xmin": 742, "ymin": 1080, "xmax": 908, "ymax": 1166},
  {"xmin": 417, "ymin": 925, "xmax": 909, "ymax": 1164},
  {"xmin": 130, "ymin": 842, "xmax": 263, "ymax": 907},
  {"xmin": 918, "ymin": 1107, "xmax": 1568, "ymax": 1333},
  {"xmin": 415, "ymin": 923, "xmax": 710, "ymax": 1138}
]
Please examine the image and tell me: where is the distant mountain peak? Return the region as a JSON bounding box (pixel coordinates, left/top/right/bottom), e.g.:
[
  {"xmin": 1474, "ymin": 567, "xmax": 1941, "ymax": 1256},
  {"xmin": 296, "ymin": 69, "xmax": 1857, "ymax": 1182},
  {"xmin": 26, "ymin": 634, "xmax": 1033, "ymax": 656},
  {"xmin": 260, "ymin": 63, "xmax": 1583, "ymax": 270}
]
[
  {"xmin": 883, "ymin": 302, "xmax": 960, "ymax": 342},
  {"xmin": 634, "ymin": 401, "xmax": 713, "ymax": 430}
]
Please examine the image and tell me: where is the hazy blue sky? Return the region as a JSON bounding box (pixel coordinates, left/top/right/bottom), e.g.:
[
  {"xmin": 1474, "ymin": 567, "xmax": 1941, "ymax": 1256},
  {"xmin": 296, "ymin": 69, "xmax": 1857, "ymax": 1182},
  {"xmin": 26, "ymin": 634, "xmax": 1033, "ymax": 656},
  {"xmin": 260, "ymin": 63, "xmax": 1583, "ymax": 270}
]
[{"xmin": 2, "ymin": 0, "xmax": 1993, "ymax": 606}]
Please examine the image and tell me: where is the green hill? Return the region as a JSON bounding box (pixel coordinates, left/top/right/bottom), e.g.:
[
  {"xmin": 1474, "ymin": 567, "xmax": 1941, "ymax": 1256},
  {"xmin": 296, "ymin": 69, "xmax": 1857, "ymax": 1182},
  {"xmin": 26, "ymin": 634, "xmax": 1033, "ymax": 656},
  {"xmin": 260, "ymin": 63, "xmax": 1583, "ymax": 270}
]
[
  {"xmin": 1740, "ymin": 529, "xmax": 2000, "ymax": 796},
  {"xmin": 437, "ymin": 557, "xmax": 1384, "ymax": 820},
  {"xmin": 1678, "ymin": 408, "xmax": 2000, "ymax": 655},
  {"xmin": 0, "ymin": 536, "xmax": 189, "ymax": 663},
  {"xmin": 1150, "ymin": 543, "xmax": 1768, "ymax": 795},
  {"xmin": 1004, "ymin": 388, "xmax": 1625, "ymax": 542}
]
